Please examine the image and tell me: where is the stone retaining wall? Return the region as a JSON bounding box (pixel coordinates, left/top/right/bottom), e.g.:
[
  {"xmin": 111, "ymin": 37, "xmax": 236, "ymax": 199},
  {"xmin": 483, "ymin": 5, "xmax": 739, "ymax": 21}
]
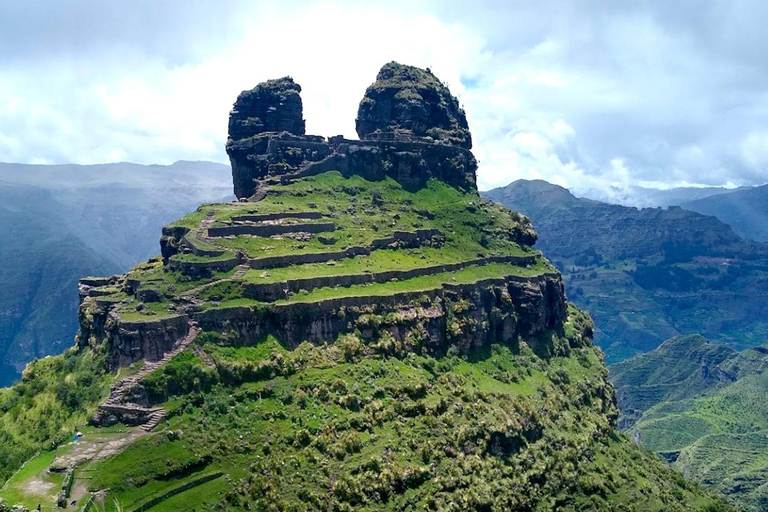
[
  {"xmin": 246, "ymin": 229, "xmax": 443, "ymax": 270},
  {"xmin": 168, "ymin": 255, "xmax": 241, "ymax": 275},
  {"xmin": 208, "ymin": 222, "xmax": 336, "ymax": 238},
  {"xmin": 243, "ymin": 255, "xmax": 538, "ymax": 302},
  {"xmin": 230, "ymin": 131, "xmax": 477, "ymax": 199},
  {"xmin": 231, "ymin": 211, "xmax": 324, "ymax": 222}
]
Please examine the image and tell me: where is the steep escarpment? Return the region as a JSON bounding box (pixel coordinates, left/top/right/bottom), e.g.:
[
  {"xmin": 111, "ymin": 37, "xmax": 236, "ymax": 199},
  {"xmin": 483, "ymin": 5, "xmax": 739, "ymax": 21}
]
[
  {"xmin": 0, "ymin": 64, "xmax": 733, "ymax": 511},
  {"xmin": 484, "ymin": 178, "xmax": 768, "ymax": 363}
]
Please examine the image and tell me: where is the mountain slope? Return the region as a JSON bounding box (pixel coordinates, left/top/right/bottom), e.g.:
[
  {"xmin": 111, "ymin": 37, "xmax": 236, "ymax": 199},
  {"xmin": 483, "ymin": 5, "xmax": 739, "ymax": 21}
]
[
  {"xmin": 483, "ymin": 179, "xmax": 768, "ymax": 363},
  {"xmin": 611, "ymin": 336, "xmax": 768, "ymax": 511},
  {"xmin": 0, "ymin": 64, "xmax": 732, "ymax": 512},
  {"xmin": 683, "ymin": 183, "xmax": 768, "ymax": 242},
  {"xmin": 0, "ymin": 161, "xmax": 232, "ymax": 385}
]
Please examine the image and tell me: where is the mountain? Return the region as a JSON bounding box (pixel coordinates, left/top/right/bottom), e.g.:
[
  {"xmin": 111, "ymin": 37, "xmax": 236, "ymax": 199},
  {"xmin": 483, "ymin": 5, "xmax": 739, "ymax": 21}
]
[
  {"xmin": 0, "ymin": 161, "xmax": 232, "ymax": 386},
  {"xmin": 0, "ymin": 63, "xmax": 731, "ymax": 512},
  {"xmin": 612, "ymin": 335, "xmax": 768, "ymax": 511},
  {"xmin": 574, "ymin": 184, "xmax": 744, "ymax": 208},
  {"xmin": 683, "ymin": 183, "xmax": 768, "ymax": 242},
  {"xmin": 483, "ymin": 179, "xmax": 768, "ymax": 363}
]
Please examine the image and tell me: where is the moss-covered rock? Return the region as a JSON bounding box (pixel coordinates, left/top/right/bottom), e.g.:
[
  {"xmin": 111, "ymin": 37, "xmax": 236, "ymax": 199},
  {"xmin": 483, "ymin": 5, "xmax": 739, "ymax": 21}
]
[{"xmin": 356, "ymin": 62, "xmax": 472, "ymax": 149}]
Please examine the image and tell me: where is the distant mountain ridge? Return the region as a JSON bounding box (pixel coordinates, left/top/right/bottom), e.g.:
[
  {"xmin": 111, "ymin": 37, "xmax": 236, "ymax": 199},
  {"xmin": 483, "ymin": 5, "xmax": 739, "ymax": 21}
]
[
  {"xmin": 572, "ymin": 181, "xmax": 768, "ymax": 243},
  {"xmin": 0, "ymin": 161, "xmax": 232, "ymax": 385},
  {"xmin": 483, "ymin": 179, "xmax": 768, "ymax": 362},
  {"xmin": 573, "ymin": 184, "xmax": 747, "ymax": 208},
  {"xmin": 682, "ymin": 183, "xmax": 768, "ymax": 242}
]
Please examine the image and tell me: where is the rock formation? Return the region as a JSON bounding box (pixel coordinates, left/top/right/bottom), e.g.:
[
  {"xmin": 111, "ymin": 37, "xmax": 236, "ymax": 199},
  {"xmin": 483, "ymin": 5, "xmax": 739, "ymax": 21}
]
[
  {"xmin": 227, "ymin": 77, "xmax": 306, "ymax": 197},
  {"xmin": 228, "ymin": 77, "xmax": 305, "ymax": 139},
  {"xmin": 226, "ymin": 63, "xmax": 477, "ymax": 199},
  {"xmin": 356, "ymin": 62, "xmax": 472, "ymax": 149}
]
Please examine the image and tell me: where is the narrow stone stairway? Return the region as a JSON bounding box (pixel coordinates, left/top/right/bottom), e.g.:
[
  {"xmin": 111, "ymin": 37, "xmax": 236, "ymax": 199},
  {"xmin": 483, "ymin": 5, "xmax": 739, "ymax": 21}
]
[{"xmin": 93, "ymin": 322, "xmax": 202, "ymax": 431}]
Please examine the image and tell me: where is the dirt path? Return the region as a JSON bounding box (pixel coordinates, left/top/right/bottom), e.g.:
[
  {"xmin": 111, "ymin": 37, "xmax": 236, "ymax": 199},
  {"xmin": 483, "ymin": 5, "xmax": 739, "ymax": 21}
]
[{"xmin": 51, "ymin": 431, "xmax": 147, "ymax": 471}]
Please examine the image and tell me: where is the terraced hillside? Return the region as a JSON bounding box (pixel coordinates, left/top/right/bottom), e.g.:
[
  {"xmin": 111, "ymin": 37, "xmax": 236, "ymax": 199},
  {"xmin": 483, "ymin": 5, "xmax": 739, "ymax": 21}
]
[
  {"xmin": 612, "ymin": 335, "xmax": 768, "ymax": 511},
  {"xmin": 0, "ymin": 63, "xmax": 733, "ymax": 511}
]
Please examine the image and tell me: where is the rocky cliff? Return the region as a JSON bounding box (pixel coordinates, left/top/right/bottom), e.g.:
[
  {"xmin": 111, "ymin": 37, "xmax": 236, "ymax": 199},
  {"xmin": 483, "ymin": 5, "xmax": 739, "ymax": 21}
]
[
  {"xmin": 226, "ymin": 63, "xmax": 476, "ymax": 199},
  {"xmin": 0, "ymin": 62, "xmax": 732, "ymax": 512},
  {"xmin": 355, "ymin": 61, "xmax": 472, "ymax": 149}
]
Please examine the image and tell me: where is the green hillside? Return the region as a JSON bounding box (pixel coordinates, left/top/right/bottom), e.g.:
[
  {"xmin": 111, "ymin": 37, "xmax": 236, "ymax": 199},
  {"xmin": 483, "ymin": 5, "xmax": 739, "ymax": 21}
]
[
  {"xmin": 483, "ymin": 179, "xmax": 768, "ymax": 363},
  {"xmin": 0, "ymin": 63, "xmax": 733, "ymax": 511},
  {"xmin": 612, "ymin": 335, "xmax": 768, "ymax": 511}
]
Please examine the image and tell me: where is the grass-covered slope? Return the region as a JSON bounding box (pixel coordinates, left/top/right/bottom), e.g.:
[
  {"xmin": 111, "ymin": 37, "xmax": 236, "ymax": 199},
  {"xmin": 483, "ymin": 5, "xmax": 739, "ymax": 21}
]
[
  {"xmin": 92, "ymin": 172, "xmax": 540, "ymax": 329},
  {"xmin": 612, "ymin": 335, "xmax": 768, "ymax": 511},
  {"xmin": 2, "ymin": 319, "xmax": 731, "ymax": 511},
  {"xmin": 0, "ymin": 170, "xmax": 733, "ymax": 511},
  {"xmin": 0, "ymin": 347, "xmax": 112, "ymax": 484}
]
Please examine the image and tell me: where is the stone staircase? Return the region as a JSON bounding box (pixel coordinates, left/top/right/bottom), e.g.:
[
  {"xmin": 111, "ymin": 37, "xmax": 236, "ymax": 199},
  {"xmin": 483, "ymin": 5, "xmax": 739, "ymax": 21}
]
[{"xmin": 93, "ymin": 322, "xmax": 202, "ymax": 431}]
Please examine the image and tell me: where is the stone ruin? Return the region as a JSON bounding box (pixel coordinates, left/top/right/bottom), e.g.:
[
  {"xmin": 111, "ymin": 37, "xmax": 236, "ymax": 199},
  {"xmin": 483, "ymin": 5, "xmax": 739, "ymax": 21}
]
[{"xmin": 226, "ymin": 62, "xmax": 478, "ymax": 199}]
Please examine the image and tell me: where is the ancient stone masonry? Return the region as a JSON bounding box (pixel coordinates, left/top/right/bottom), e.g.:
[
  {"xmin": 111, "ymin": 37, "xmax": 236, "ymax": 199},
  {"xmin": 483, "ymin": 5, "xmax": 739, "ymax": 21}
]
[
  {"xmin": 78, "ymin": 63, "xmax": 567, "ymax": 430},
  {"xmin": 226, "ymin": 63, "xmax": 477, "ymax": 199}
]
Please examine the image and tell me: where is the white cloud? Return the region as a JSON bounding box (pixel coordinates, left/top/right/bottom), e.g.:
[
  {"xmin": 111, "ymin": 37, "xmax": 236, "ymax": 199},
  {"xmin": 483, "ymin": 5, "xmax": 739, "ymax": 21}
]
[{"xmin": 2, "ymin": 0, "xmax": 768, "ymax": 195}]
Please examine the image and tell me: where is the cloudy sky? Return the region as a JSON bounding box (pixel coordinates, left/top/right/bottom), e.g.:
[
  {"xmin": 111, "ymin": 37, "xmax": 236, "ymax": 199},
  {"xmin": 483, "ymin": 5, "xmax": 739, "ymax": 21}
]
[{"xmin": 3, "ymin": 0, "xmax": 768, "ymax": 192}]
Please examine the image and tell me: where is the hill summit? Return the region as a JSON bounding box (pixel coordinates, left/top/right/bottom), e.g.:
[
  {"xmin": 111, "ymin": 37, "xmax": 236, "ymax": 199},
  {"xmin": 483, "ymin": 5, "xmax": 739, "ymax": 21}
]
[
  {"xmin": 227, "ymin": 62, "xmax": 477, "ymax": 199},
  {"xmin": 0, "ymin": 63, "xmax": 732, "ymax": 511}
]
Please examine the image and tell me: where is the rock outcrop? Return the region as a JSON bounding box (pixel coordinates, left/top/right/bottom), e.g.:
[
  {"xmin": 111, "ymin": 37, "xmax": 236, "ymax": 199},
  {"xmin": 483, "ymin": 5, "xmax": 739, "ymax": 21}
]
[
  {"xmin": 226, "ymin": 64, "xmax": 477, "ymax": 199},
  {"xmin": 228, "ymin": 77, "xmax": 305, "ymax": 139},
  {"xmin": 356, "ymin": 62, "xmax": 472, "ymax": 149},
  {"xmin": 227, "ymin": 77, "xmax": 307, "ymax": 197}
]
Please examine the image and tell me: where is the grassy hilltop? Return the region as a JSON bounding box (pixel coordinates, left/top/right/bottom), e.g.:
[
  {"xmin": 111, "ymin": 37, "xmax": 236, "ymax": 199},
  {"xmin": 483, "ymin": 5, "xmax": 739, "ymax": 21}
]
[
  {"xmin": 0, "ymin": 171, "xmax": 730, "ymax": 511},
  {"xmin": 0, "ymin": 63, "xmax": 735, "ymax": 511}
]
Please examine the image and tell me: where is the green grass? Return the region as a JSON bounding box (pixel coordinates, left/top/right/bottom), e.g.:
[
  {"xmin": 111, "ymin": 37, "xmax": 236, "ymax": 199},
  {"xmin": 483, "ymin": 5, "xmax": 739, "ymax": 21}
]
[
  {"xmin": 95, "ymin": 171, "xmax": 543, "ymax": 328},
  {"xmin": 71, "ymin": 325, "xmax": 730, "ymax": 511},
  {"xmin": 0, "ymin": 450, "xmax": 60, "ymax": 508},
  {"xmin": 277, "ymin": 262, "xmax": 551, "ymax": 304},
  {"xmin": 136, "ymin": 473, "xmax": 228, "ymax": 512},
  {"xmin": 243, "ymin": 246, "xmax": 531, "ymax": 285},
  {"xmin": 614, "ymin": 336, "xmax": 768, "ymax": 511}
]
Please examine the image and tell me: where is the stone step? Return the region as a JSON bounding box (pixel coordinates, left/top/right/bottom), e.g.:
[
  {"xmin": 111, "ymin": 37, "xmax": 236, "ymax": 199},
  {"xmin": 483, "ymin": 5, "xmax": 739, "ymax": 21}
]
[{"xmin": 94, "ymin": 323, "xmax": 200, "ymax": 429}]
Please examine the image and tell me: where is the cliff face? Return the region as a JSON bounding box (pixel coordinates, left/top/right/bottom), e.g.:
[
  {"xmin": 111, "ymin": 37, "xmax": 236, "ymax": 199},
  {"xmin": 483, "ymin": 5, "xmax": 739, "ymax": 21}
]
[
  {"xmin": 228, "ymin": 77, "xmax": 305, "ymax": 139},
  {"xmin": 226, "ymin": 64, "xmax": 476, "ymax": 199},
  {"xmin": 355, "ymin": 62, "xmax": 472, "ymax": 149}
]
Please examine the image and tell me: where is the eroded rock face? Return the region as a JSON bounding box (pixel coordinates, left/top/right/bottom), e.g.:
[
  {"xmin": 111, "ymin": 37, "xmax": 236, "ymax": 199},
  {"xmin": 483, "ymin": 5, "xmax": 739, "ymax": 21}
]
[
  {"xmin": 79, "ymin": 272, "xmax": 566, "ymax": 370},
  {"xmin": 227, "ymin": 78, "xmax": 307, "ymax": 197},
  {"xmin": 226, "ymin": 64, "xmax": 478, "ymax": 199},
  {"xmin": 356, "ymin": 62, "xmax": 472, "ymax": 149},
  {"xmin": 228, "ymin": 77, "xmax": 305, "ymax": 140}
]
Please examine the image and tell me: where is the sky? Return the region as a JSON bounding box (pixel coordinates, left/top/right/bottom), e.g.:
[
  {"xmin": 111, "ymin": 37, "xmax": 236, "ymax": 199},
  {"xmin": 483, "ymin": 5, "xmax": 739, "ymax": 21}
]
[{"xmin": 3, "ymin": 0, "xmax": 768, "ymax": 193}]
